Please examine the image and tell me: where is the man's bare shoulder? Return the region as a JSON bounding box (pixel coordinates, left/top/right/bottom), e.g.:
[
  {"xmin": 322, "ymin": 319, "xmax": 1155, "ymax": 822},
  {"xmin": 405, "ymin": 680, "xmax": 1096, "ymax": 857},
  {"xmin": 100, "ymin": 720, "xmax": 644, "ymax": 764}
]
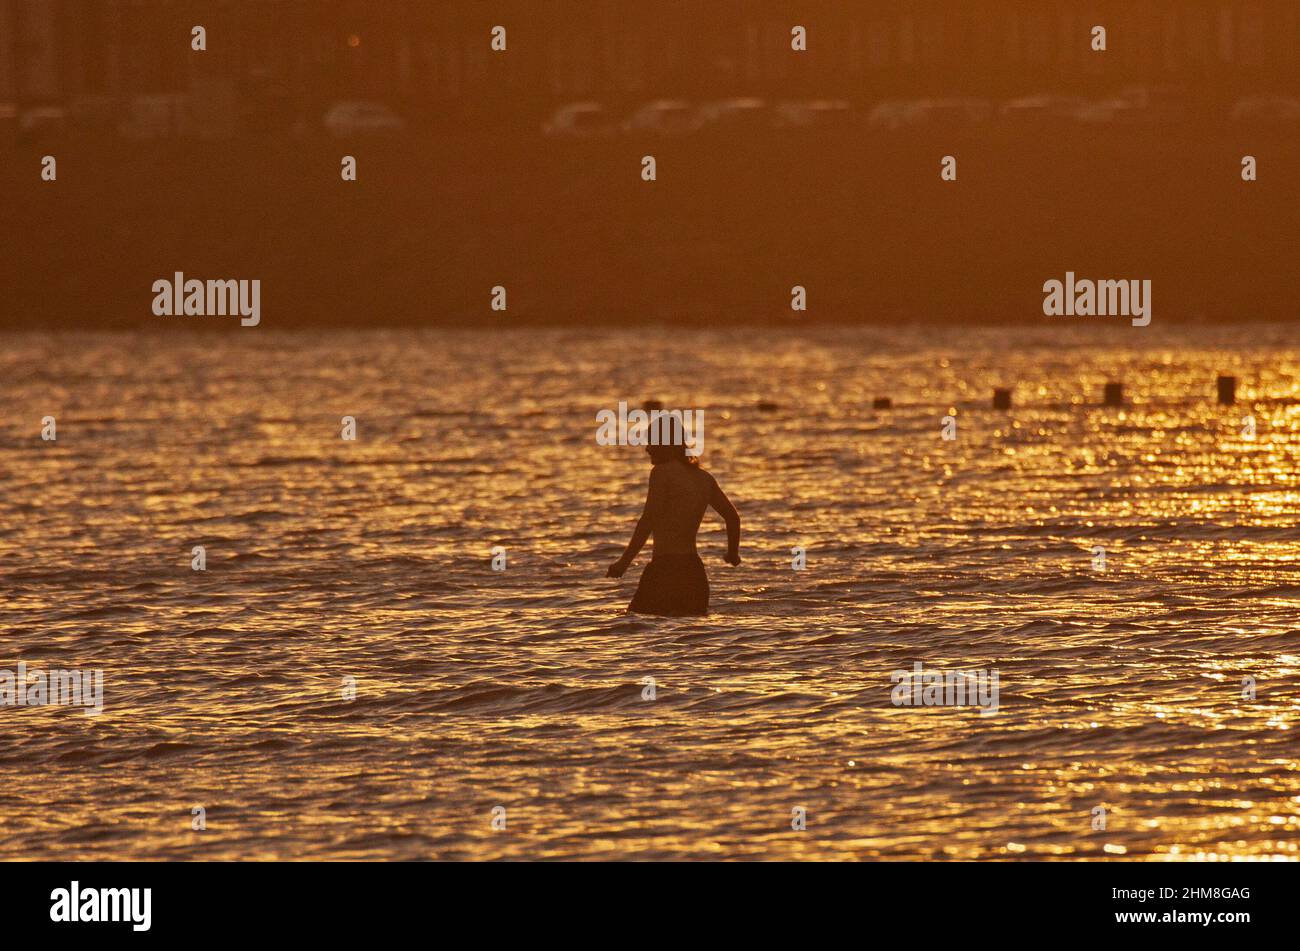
[{"xmin": 694, "ymin": 466, "xmax": 719, "ymax": 490}]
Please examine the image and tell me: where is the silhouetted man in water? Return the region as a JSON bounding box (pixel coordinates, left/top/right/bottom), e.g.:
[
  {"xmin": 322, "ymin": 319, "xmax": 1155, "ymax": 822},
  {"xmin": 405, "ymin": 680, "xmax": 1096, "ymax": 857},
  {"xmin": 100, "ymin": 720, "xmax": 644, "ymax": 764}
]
[{"xmin": 606, "ymin": 420, "xmax": 740, "ymax": 616}]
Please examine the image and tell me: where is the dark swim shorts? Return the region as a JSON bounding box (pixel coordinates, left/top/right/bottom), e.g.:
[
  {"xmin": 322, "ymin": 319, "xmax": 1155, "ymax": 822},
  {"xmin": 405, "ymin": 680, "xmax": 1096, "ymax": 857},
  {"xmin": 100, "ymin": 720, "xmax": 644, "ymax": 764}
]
[{"xmin": 628, "ymin": 553, "xmax": 710, "ymax": 617}]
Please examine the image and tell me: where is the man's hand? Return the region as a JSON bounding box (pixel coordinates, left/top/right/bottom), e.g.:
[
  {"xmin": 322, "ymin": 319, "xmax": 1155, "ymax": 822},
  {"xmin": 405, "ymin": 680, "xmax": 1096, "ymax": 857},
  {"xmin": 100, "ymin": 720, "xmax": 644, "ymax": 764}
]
[
  {"xmin": 724, "ymin": 551, "xmax": 741, "ymax": 567},
  {"xmin": 607, "ymin": 558, "xmax": 630, "ymax": 578}
]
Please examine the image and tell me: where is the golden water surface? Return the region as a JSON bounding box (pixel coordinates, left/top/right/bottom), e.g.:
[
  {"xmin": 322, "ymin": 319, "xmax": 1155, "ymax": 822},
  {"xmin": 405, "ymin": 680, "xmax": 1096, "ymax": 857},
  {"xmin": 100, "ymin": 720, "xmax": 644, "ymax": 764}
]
[{"xmin": 2, "ymin": 323, "xmax": 1298, "ymax": 860}]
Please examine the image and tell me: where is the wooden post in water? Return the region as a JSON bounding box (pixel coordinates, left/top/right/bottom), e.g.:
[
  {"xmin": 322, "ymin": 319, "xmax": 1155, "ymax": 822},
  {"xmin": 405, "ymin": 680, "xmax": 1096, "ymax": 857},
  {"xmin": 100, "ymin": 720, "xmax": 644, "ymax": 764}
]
[
  {"xmin": 872, "ymin": 397, "xmax": 892, "ymax": 409},
  {"xmin": 992, "ymin": 388, "xmax": 1012, "ymax": 410},
  {"xmin": 1103, "ymin": 382, "xmax": 1124, "ymax": 407},
  {"xmin": 1217, "ymin": 376, "xmax": 1236, "ymax": 405}
]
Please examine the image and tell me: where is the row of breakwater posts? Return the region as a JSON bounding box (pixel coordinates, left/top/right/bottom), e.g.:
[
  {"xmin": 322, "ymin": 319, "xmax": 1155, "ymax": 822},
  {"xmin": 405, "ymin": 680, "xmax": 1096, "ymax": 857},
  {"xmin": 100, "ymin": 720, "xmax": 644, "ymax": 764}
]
[
  {"xmin": 989, "ymin": 375, "xmax": 1239, "ymax": 410},
  {"xmin": 644, "ymin": 376, "xmax": 1244, "ymax": 415}
]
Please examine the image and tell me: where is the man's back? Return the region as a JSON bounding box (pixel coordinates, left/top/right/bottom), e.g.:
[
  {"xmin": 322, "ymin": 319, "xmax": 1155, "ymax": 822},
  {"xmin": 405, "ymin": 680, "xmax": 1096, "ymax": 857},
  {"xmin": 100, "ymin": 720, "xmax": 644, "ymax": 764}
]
[{"xmin": 649, "ymin": 462, "xmax": 714, "ymax": 556}]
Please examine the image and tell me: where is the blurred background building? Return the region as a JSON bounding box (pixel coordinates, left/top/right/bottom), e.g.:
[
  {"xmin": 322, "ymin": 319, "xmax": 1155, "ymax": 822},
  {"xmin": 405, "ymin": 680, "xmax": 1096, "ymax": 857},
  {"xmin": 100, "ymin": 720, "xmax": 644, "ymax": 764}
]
[
  {"xmin": 2, "ymin": 0, "xmax": 1297, "ymax": 138},
  {"xmin": 4, "ymin": 1, "xmax": 1299, "ymax": 328}
]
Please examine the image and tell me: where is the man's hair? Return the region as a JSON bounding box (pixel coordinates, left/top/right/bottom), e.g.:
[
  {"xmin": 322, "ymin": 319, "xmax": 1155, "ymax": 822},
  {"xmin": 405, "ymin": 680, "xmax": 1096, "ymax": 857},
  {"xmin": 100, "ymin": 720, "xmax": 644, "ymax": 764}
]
[{"xmin": 647, "ymin": 413, "xmax": 698, "ymax": 465}]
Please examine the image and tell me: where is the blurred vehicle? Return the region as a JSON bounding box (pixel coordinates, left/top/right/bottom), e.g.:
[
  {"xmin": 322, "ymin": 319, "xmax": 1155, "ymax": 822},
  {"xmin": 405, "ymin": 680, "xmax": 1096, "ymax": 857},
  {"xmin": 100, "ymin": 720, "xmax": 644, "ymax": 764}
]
[
  {"xmin": 1079, "ymin": 86, "xmax": 1187, "ymax": 126},
  {"xmin": 870, "ymin": 98, "xmax": 989, "ymax": 130},
  {"xmin": 866, "ymin": 100, "xmax": 916, "ymax": 130},
  {"xmin": 323, "ymin": 100, "xmax": 405, "ymax": 137},
  {"xmin": 542, "ymin": 101, "xmax": 616, "ymax": 138},
  {"xmin": 1075, "ymin": 99, "xmax": 1125, "ymax": 124},
  {"xmin": 913, "ymin": 98, "xmax": 991, "ymax": 127},
  {"xmin": 772, "ymin": 98, "xmax": 854, "ymax": 130},
  {"xmin": 620, "ymin": 99, "xmax": 700, "ymax": 136},
  {"xmin": 998, "ymin": 94, "xmax": 1089, "ymax": 126},
  {"xmin": 19, "ymin": 106, "xmax": 68, "ymax": 139},
  {"xmin": 695, "ymin": 97, "xmax": 769, "ymax": 133},
  {"xmin": 1121, "ymin": 85, "xmax": 1188, "ymax": 122},
  {"xmin": 118, "ymin": 94, "xmax": 189, "ymax": 139},
  {"xmin": 1230, "ymin": 95, "xmax": 1300, "ymax": 124}
]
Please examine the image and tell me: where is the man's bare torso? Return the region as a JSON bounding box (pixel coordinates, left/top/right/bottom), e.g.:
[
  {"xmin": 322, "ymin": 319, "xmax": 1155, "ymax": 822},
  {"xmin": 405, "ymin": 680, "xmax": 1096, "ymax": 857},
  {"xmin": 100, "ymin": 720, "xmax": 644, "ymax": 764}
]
[{"xmin": 650, "ymin": 463, "xmax": 714, "ymax": 556}]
